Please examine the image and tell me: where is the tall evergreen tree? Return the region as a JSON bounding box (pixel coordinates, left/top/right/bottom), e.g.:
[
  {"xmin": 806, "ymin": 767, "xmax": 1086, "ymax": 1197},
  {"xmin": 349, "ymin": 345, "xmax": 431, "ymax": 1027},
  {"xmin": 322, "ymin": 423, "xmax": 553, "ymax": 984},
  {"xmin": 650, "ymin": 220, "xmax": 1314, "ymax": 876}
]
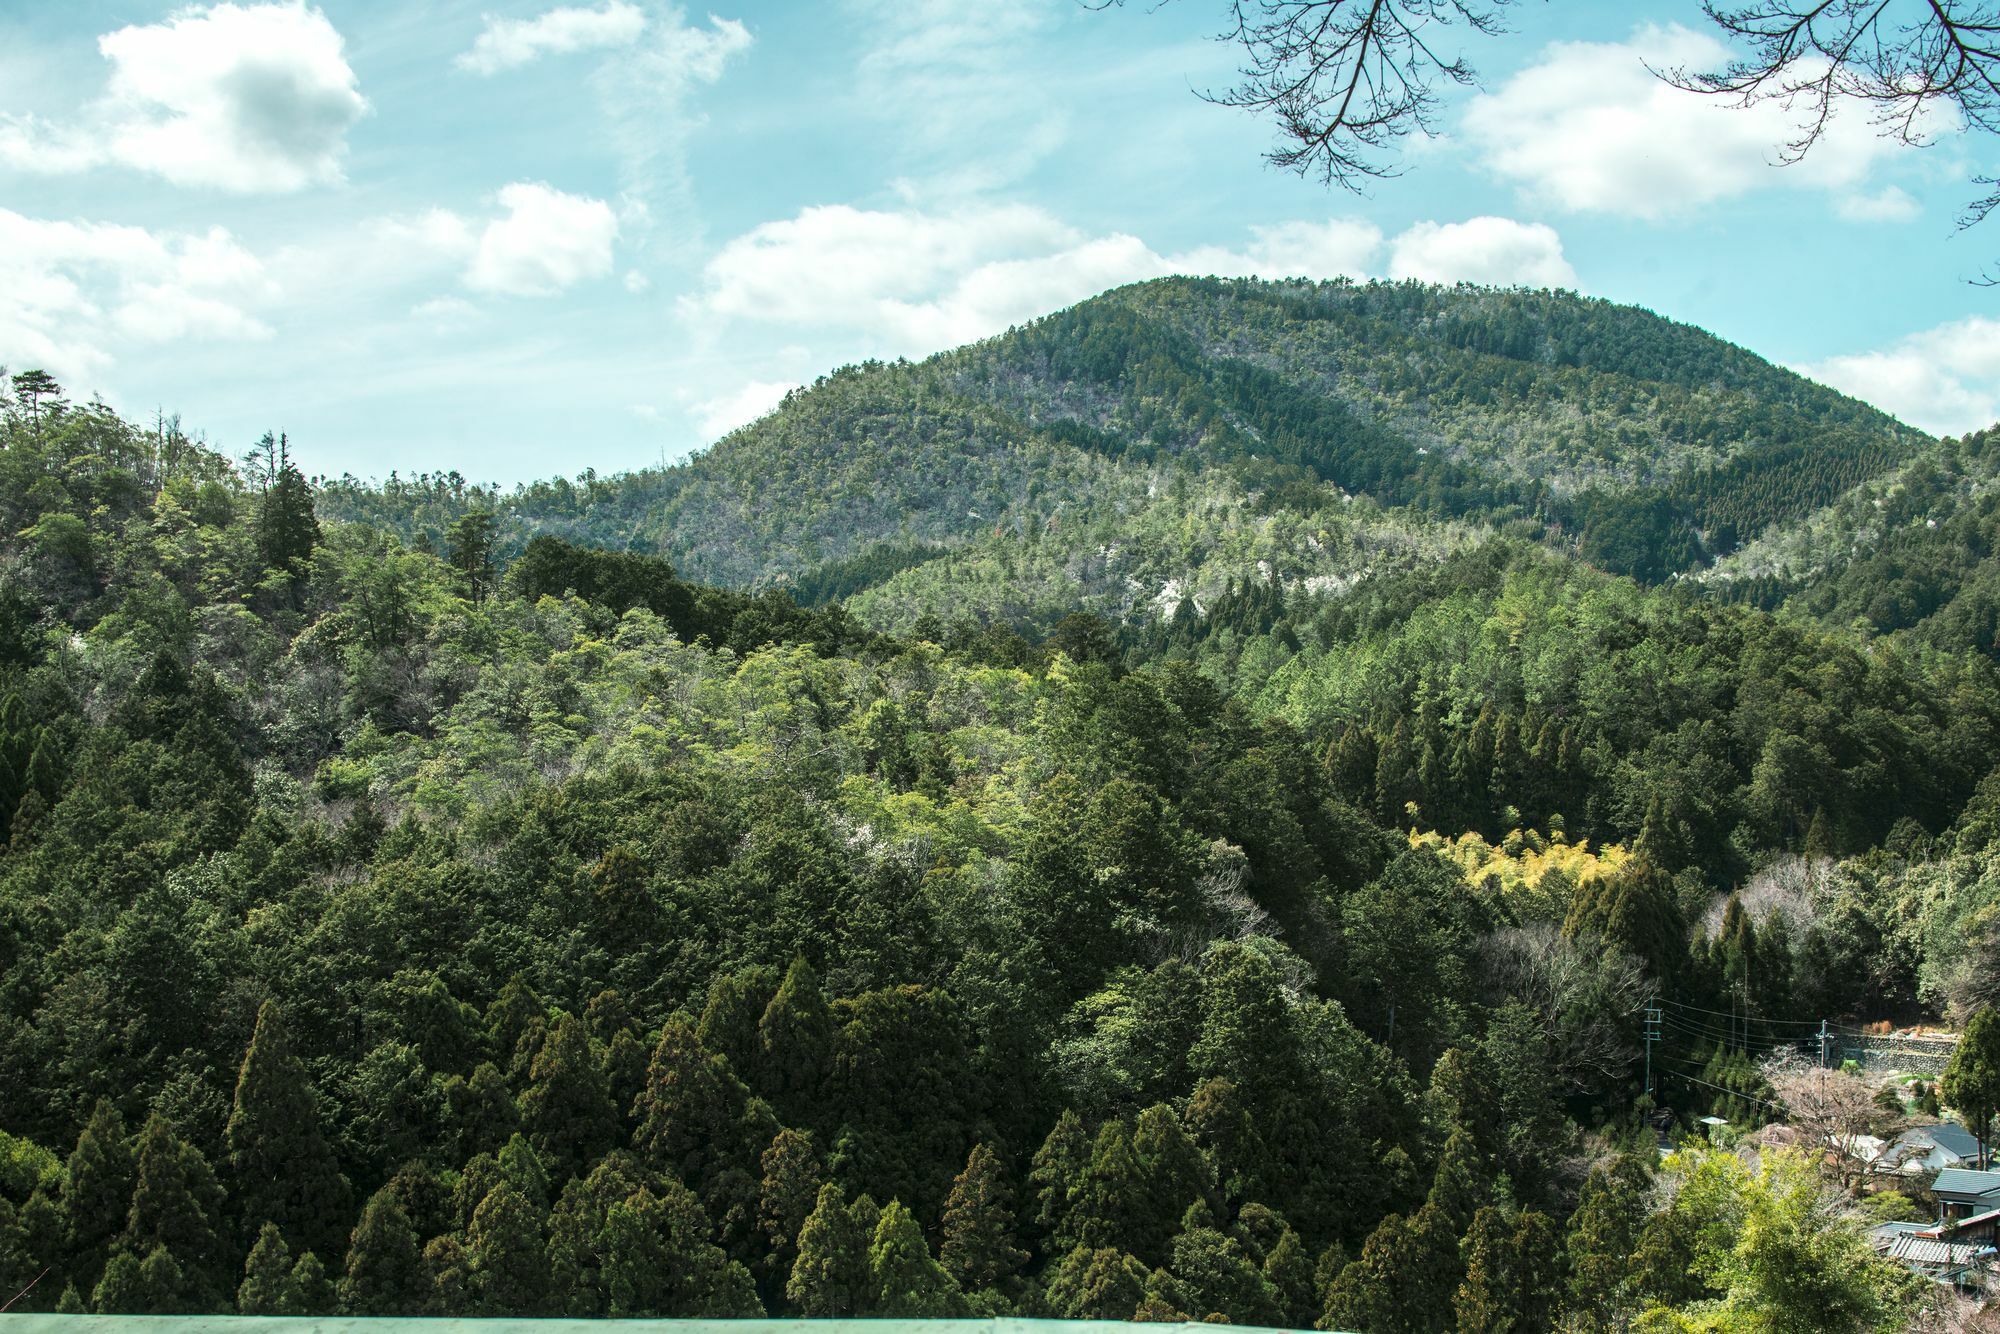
[
  {"xmin": 337, "ymin": 1185, "xmax": 426, "ymax": 1316},
  {"xmin": 757, "ymin": 1127, "xmax": 824, "ymax": 1292},
  {"xmin": 62, "ymin": 1099, "xmax": 133, "ymax": 1292},
  {"xmin": 465, "ymin": 1180, "xmax": 549, "ymax": 1316},
  {"xmin": 226, "ymin": 999, "xmax": 349, "ymax": 1258},
  {"xmin": 938, "ymin": 1142, "xmax": 1026, "ymax": 1293},
  {"xmin": 868, "ymin": 1199, "xmax": 962, "ymax": 1317},
  {"xmin": 253, "ymin": 440, "xmax": 319, "ymax": 576},
  {"xmin": 519, "ymin": 1011, "xmax": 616, "ymax": 1183},
  {"xmin": 237, "ymin": 1222, "xmax": 303, "ymax": 1316},
  {"xmin": 121, "ymin": 1114, "xmax": 224, "ymax": 1308},
  {"xmin": 757, "ymin": 957, "xmax": 836, "ymax": 1112},
  {"xmin": 1943, "ymin": 1005, "xmax": 2000, "ymax": 1164},
  {"xmin": 785, "ymin": 1182, "xmax": 870, "ymax": 1316}
]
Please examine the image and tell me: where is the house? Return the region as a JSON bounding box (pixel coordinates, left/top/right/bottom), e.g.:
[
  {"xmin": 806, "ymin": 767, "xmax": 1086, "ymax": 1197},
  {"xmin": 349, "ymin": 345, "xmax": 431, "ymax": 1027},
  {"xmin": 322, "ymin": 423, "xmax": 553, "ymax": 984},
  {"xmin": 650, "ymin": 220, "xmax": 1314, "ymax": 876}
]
[
  {"xmin": 1932, "ymin": 1168, "xmax": 2000, "ymax": 1226},
  {"xmin": 1870, "ymin": 1208, "xmax": 2000, "ymax": 1290},
  {"xmin": 1885, "ymin": 1122, "xmax": 1986, "ymax": 1174}
]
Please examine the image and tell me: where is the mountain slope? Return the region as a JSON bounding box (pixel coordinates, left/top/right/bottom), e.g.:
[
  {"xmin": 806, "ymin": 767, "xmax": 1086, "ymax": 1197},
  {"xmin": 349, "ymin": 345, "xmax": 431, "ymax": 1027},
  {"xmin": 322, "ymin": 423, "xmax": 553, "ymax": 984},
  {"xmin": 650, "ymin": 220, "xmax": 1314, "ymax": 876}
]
[{"xmin": 323, "ymin": 276, "xmax": 1928, "ymax": 594}]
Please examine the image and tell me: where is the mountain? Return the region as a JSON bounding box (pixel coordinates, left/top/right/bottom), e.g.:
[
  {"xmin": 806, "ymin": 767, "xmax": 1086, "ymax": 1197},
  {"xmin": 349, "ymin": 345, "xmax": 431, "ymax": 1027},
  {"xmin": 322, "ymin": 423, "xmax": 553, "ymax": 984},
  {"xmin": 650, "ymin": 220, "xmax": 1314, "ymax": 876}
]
[
  {"xmin": 325, "ymin": 277, "xmax": 1928, "ymax": 596},
  {"xmin": 1704, "ymin": 424, "xmax": 2000, "ymax": 657}
]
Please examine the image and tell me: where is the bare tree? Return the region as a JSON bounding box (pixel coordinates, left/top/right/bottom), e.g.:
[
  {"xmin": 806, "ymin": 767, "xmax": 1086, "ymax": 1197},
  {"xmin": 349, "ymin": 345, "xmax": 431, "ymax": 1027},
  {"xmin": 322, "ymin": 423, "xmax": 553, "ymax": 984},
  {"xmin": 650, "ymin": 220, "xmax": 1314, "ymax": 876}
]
[
  {"xmin": 1101, "ymin": 1, "xmax": 2000, "ymax": 241},
  {"xmin": 1761, "ymin": 1049, "xmax": 1900, "ymax": 1185},
  {"xmin": 1481, "ymin": 922, "xmax": 1648, "ymax": 1097},
  {"xmin": 1094, "ymin": 0, "xmax": 1518, "ymax": 186},
  {"xmin": 1671, "ymin": 2, "xmax": 2000, "ymax": 227}
]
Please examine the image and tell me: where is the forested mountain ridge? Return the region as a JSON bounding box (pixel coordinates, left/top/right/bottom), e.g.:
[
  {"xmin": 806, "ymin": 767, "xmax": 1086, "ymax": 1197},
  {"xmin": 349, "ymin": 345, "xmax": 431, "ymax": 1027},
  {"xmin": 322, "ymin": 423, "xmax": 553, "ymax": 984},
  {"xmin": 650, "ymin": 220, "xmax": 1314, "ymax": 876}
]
[
  {"xmin": 0, "ymin": 345, "xmax": 1990, "ymax": 1328},
  {"xmin": 320, "ymin": 277, "xmax": 1928, "ymax": 592}
]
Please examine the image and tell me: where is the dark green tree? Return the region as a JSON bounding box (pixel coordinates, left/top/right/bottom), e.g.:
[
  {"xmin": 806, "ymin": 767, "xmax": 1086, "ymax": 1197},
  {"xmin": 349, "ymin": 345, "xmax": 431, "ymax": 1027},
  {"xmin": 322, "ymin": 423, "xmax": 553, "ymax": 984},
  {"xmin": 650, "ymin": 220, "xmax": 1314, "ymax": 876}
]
[
  {"xmin": 519, "ymin": 1011, "xmax": 617, "ymax": 1183},
  {"xmin": 938, "ymin": 1141, "xmax": 1026, "ymax": 1293},
  {"xmin": 465, "ymin": 1180, "xmax": 548, "ymax": 1316},
  {"xmin": 238, "ymin": 1222, "xmax": 304, "ymax": 1315},
  {"xmin": 786, "ymin": 1182, "xmax": 870, "ymax": 1316},
  {"xmin": 337, "ymin": 1185, "xmax": 426, "ymax": 1316},
  {"xmin": 1943, "ymin": 1005, "xmax": 2000, "ymax": 1164},
  {"xmin": 226, "ymin": 999, "xmax": 349, "ymax": 1258},
  {"xmin": 867, "ymin": 1198, "xmax": 962, "ymax": 1316},
  {"xmin": 254, "ymin": 440, "xmax": 319, "ymax": 576}
]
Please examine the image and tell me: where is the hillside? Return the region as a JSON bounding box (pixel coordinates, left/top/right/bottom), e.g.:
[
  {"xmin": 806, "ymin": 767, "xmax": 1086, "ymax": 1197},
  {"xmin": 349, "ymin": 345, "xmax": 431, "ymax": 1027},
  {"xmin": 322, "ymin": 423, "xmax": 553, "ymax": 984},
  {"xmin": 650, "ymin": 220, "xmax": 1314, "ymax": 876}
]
[
  {"xmin": 1704, "ymin": 425, "xmax": 2000, "ymax": 657},
  {"xmin": 321, "ymin": 277, "xmax": 1928, "ymax": 592},
  {"xmin": 0, "ymin": 359, "xmax": 1989, "ymax": 1330}
]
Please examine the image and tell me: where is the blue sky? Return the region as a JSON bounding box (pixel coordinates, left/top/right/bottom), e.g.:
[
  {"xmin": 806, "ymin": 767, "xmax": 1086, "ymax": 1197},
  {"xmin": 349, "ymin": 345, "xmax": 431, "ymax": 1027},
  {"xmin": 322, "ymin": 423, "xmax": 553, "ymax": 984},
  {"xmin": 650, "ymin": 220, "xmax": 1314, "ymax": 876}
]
[{"xmin": 2, "ymin": 0, "xmax": 1997, "ymax": 484}]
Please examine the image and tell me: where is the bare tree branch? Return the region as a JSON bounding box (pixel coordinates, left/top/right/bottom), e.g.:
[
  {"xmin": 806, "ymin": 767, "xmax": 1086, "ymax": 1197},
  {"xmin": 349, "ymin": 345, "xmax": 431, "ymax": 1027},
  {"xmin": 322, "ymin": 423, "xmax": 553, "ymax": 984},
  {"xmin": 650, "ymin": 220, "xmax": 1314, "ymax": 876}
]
[{"xmin": 1092, "ymin": 0, "xmax": 1519, "ymax": 187}]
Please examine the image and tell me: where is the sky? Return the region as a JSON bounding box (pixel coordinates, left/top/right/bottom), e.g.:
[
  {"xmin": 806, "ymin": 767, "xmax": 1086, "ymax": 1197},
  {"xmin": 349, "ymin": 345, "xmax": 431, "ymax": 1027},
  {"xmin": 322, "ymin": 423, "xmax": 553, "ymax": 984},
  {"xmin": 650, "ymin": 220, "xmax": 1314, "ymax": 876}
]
[{"xmin": 2, "ymin": 0, "xmax": 1999, "ymax": 484}]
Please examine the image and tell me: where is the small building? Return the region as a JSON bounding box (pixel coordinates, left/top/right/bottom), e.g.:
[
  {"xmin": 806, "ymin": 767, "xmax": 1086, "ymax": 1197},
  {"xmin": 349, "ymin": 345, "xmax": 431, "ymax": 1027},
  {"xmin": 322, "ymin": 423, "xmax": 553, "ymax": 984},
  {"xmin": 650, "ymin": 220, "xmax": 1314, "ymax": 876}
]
[
  {"xmin": 1885, "ymin": 1123, "xmax": 1986, "ymax": 1174},
  {"xmin": 1932, "ymin": 1168, "xmax": 2000, "ymax": 1227}
]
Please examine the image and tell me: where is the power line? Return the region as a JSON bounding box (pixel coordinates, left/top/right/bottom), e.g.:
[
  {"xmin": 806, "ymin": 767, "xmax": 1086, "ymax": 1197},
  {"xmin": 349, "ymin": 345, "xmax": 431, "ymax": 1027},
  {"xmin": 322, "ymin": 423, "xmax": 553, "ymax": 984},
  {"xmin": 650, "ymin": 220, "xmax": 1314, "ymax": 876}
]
[{"xmin": 1658, "ymin": 997, "xmax": 1825, "ymax": 1029}]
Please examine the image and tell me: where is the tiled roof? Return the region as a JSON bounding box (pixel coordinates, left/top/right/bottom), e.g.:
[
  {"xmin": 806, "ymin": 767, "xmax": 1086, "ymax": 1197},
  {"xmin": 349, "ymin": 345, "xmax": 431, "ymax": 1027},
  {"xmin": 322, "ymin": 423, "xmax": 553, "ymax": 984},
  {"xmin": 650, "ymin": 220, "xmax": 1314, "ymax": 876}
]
[{"xmin": 1885, "ymin": 1234, "xmax": 1994, "ymax": 1268}]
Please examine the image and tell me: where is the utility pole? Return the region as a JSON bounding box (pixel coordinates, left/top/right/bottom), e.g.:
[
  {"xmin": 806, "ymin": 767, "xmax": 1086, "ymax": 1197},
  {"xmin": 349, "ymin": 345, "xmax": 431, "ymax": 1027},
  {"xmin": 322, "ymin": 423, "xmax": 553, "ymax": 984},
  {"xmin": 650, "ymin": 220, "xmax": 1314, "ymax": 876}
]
[
  {"xmin": 1644, "ymin": 997, "xmax": 1662, "ymax": 1097},
  {"xmin": 1819, "ymin": 1019, "xmax": 1832, "ymax": 1069}
]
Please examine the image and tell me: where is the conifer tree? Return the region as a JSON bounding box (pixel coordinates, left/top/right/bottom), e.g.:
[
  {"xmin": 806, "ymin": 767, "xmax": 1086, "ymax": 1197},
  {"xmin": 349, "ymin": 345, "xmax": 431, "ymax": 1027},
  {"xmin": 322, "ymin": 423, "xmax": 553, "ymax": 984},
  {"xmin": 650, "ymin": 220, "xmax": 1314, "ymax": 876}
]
[
  {"xmin": 496, "ymin": 1133, "xmax": 551, "ymax": 1210},
  {"xmin": 1453, "ymin": 1205, "xmax": 1515, "ymax": 1334},
  {"xmin": 1027, "ymin": 1108, "xmax": 1090, "ymax": 1250},
  {"xmin": 62, "ymin": 1098, "xmax": 133, "ymax": 1290},
  {"xmin": 869, "ymin": 1199, "xmax": 961, "ymax": 1316},
  {"xmin": 291, "ymin": 1249, "xmax": 333, "ymax": 1315},
  {"xmin": 757, "ymin": 1127, "xmax": 824, "ymax": 1288},
  {"xmin": 1168, "ymin": 1209, "xmax": 1281, "ymax": 1325},
  {"xmin": 599, "ymin": 1184, "xmax": 761, "ymax": 1317},
  {"xmin": 338, "ymin": 1185, "xmax": 427, "ymax": 1316},
  {"xmin": 122, "ymin": 1114, "xmax": 224, "ymax": 1307},
  {"xmin": 938, "ymin": 1141, "xmax": 1026, "ymax": 1292},
  {"xmin": 757, "ymin": 956, "xmax": 836, "ymax": 1111},
  {"xmin": 697, "ymin": 966, "xmax": 779, "ymax": 1076},
  {"xmin": 1426, "ymin": 1127, "xmax": 1488, "ymax": 1234},
  {"xmin": 466, "ymin": 1180, "xmax": 548, "ymax": 1316},
  {"xmin": 1130, "ymin": 1103, "xmax": 1215, "ymax": 1257},
  {"xmin": 1045, "ymin": 1245, "xmax": 1148, "ymax": 1320},
  {"xmin": 786, "ymin": 1182, "xmax": 869, "ymax": 1316},
  {"xmin": 227, "ymin": 999, "xmax": 349, "ymax": 1257},
  {"xmin": 520, "ymin": 1011, "xmax": 616, "ymax": 1184},
  {"xmin": 1262, "ymin": 1225, "xmax": 1317, "ymax": 1329},
  {"xmin": 1565, "ymin": 1157, "xmax": 1646, "ymax": 1327},
  {"xmin": 1944, "ymin": 1005, "xmax": 2000, "ymax": 1164},
  {"xmin": 238, "ymin": 1222, "xmax": 303, "ymax": 1315},
  {"xmin": 443, "ymin": 1061, "xmax": 519, "ymax": 1163},
  {"xmin": 254, "ymin": 444, "xmax": 319, "ymax": 576}
]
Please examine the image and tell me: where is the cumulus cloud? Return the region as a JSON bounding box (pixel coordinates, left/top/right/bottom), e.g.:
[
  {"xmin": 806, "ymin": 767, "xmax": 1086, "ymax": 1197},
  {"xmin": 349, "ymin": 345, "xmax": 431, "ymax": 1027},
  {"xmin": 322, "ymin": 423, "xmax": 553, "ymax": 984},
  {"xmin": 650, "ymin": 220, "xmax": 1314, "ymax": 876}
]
[
  {"xmin": 1799, "ymin": 318, "xmax": 2000, "ymax": 435},
  {"xmin": 0, "ymin": 209, "xmax": 275, "ymax": 387},
  {"xmin": 693, "ymin": 379, "xmax": 797, "ymax": 438},
  {"xmin": 1387, "ymin": 217, "xmax": 1577, "ymax": 288},
  {"xmin": 1464, "ymin": 24, "xmax": 1928, "ymax": 221},
  {"xmin": 457, "ymin": 1, "xmax": 649, "ymax": 75},
  {"xmin": 685, "ymin": 204, "xmax": 1568, "ymax": 356},
  {"xmin": 0, "ymin": 2, "xmax": 366, "ymax": 192},
  {"xmin": 465, "ymin": 182, "xmax": 620, "ymax": 297},
  {"xmin": 686, "ymin": 205, "xmax": 1383, "ymax": 351}
]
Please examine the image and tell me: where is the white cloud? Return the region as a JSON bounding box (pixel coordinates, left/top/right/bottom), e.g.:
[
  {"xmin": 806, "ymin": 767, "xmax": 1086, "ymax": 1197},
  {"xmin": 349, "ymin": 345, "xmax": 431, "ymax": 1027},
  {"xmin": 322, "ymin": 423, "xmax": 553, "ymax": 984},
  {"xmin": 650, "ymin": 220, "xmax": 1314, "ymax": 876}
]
[
  {"xmin": 1799, "ymin": 318, "xmax": 2000, "ymax": 435},
  {"xmin": 1464, "ymin": 24, "xmax": 1929, "ymax": 221},
  {"xmin": 1837, "ymin": 185, "xmax": 1922, "ymax": 223},
  {"xmin": 458, "ymin": 1, "xmax": 648, "ymax": 75},
  {"xmin": 1387, "ymin": 217, "xmax": 1578, "ymax": 288},
  {"xmin": 591, "ymin": 11, "xmax": 751, "ymax": 217},
  {"xmin": 0, "ymin": 2, "xmax": 366, "ymax": 192},
  {"xmin": 693, "ymin": 379, "xmax": 797, "ymax": 438},
  {"xmin": 850, "ymin": 0, "xmax": 1064, "ymax": 198},
  {"xmin": 0, "ymin": 209, "xmax": 274, "ymax": 387},
  {"xmin": 686, "ymin": 205, "xmax": 1395, "ymax": 354},
  {"xmin": 465, "ymin": 183, "xmax": 620, "ymax": 297}
]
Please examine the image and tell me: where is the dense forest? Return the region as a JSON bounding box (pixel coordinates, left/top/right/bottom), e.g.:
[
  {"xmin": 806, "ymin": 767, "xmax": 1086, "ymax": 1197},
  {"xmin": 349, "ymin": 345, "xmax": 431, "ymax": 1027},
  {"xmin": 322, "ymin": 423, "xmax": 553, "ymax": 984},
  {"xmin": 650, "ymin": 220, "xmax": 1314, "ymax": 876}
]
[{"xmin": 1, "ymin": 275, "xmax": 1997, "ymax": 1333}]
